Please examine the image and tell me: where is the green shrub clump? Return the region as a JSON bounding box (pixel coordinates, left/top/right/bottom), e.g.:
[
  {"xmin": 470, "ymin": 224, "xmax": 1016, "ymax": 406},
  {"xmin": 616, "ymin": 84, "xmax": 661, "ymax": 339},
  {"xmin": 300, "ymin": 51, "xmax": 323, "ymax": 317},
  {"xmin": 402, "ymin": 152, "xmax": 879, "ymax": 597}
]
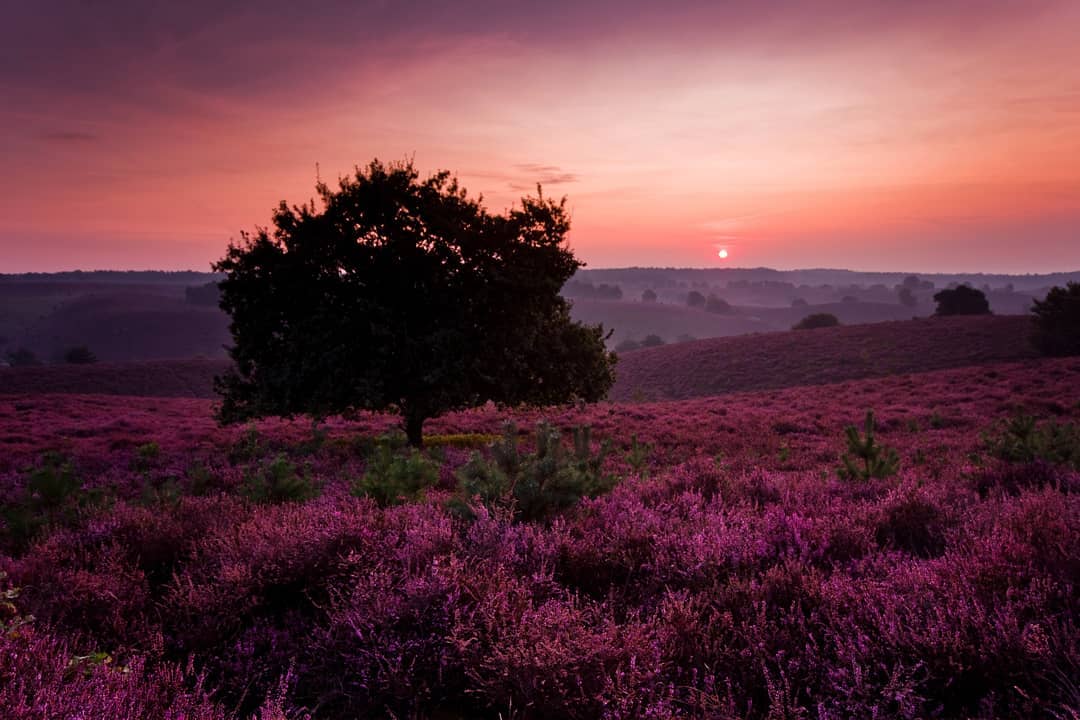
[
  {"xmin": 351, "ymin": 437, "xmax": 440, "ymax": 507},
  {"xmin": 243, "ymin": 454, "xmax": 317, "ymax": 504},
  {"xmin": 455, "ymin": 422, "xmax": 615, "ymax": 521},
  {"xmin": 1, "ymin": 452, "xmax": 105, "ymax": 549},
  {"xmin": 983, "ymin": 414, "xmax": 1080, "ymax": 469}
]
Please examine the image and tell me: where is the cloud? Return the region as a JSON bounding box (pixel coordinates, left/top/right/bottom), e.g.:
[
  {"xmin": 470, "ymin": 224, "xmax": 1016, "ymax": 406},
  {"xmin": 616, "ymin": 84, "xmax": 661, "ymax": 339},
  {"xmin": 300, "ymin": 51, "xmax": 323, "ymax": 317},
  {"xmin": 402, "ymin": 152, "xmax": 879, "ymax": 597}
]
[{"xmin": 508, "ymin": 163, "xmax": 579, "ymax": 190}]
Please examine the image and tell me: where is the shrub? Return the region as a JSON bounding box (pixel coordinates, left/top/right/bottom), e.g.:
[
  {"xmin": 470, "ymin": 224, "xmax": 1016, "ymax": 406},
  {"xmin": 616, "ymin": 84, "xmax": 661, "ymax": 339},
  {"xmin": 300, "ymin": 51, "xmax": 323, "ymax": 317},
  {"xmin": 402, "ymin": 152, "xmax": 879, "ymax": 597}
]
[
  {"xmin": 983, "ymin": 414, "xmax": 1080, "ymax": 469},
  {"xmin": 793, "ymin": 313, "xmax": 840, "ymax": 330},
  {"xmin": 686, "ymin": 290, "xmax": 706, "ymax": 308},
  {"xmin": 351, "ymin": 439, "xmax": 440, "ymax": 507},
  {"xmin": 62, "ymin": 345, "xmax": 97, "ymax": 364},
  {"xmin": 242, "ymin": 454, "xmax": 317, "ymax": 504},
  {"xmin": 839, "ymin": 410, "xmax": 900, "ymax": 480},
  {"xmin": 705, "ymin": 294, "xmax": 732, "ymax": 314},
  {"xmin": 641, "ymin": 334, "xmax": 665, "ymax": 348},
  {"xmin": 1, "ymin": 452, "xmax": 102, "ymax": 549},
  {"xmin": 455, "ymin": 422, "xmax": 616, "ymax": 521},
  {"xmin": 5, "ymin": 347, "xmax": 40, "ymax": 367},
  {"xmin": 934, "ymin": 285, "xmax": 990, "ymax": 316},
  {"xmin": 1031, "ymin": 282, "xmax": 1080, "ymax": 356},
  {"xmin": 641, "ymin": 288, "xmax": 657, "ymax": 303},
  {"xmin": 615, "ymin": 338, "xmax": 641, "ymax": 353}
]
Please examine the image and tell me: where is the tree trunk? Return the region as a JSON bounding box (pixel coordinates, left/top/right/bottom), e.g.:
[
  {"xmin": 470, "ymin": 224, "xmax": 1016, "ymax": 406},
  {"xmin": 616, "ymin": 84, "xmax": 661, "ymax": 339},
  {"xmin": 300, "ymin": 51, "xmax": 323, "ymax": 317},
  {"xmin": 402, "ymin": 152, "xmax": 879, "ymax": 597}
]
[{"xmin": 403, "ymin": 409, "xmax": 425, "ymax": 448}]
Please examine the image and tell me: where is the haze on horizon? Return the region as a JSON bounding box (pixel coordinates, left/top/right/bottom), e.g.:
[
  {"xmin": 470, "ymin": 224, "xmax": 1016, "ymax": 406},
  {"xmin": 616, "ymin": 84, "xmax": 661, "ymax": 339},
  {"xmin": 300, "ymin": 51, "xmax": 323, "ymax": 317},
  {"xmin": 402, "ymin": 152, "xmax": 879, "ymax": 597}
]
[{"xmin": 2, "ymin": 0, "xmax": 1079, "ymax": 274}]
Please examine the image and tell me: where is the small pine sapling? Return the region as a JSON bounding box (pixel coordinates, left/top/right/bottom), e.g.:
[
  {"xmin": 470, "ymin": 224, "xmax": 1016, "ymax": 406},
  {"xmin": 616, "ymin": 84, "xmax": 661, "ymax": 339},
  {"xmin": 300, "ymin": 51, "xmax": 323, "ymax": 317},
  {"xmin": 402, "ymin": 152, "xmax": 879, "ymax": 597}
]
[{"xmin": 839, "ymin": 410, "xmax": 900, "ymax": 480}]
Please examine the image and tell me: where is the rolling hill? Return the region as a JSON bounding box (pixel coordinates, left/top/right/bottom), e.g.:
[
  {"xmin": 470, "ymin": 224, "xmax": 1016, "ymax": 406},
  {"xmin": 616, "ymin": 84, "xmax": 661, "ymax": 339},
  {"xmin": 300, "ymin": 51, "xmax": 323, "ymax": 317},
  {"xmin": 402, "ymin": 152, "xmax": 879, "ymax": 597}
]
[{"xmin": 611, "ymin": 314, "xmax": 1038, "ymax": 401}]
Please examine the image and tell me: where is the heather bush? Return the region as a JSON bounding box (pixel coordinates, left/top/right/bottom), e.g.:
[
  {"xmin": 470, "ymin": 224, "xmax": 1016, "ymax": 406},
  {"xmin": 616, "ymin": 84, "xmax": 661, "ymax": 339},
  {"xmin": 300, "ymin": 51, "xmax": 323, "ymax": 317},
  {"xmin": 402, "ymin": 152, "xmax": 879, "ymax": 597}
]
[
  {"xmin": 351, "ymin": 438, "xmax": 440, "ymax": 506},
  {"xmin": 455, "ymin": 422, "xmax": 616, "ymax": 521},
  {"xmin": 838, "ymin": 410, "xmax": 900, "ymax": 480}
]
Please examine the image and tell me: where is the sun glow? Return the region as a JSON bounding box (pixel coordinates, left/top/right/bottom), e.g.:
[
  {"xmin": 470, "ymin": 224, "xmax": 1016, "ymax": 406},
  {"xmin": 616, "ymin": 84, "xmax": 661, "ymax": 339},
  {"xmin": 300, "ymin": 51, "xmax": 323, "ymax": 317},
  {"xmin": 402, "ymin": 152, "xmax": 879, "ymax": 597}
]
[{"xmin": 718, "ymin": 249, "xmax": 729, "ymax": 259}]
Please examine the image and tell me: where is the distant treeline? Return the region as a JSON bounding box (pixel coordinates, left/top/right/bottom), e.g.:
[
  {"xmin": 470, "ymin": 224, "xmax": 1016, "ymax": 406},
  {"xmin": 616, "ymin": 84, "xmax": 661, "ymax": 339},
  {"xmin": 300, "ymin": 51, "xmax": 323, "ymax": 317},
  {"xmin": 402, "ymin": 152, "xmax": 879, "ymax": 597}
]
[{"xmin": 0, "ymin": 270, "xmax": 222, "ymax": 285}]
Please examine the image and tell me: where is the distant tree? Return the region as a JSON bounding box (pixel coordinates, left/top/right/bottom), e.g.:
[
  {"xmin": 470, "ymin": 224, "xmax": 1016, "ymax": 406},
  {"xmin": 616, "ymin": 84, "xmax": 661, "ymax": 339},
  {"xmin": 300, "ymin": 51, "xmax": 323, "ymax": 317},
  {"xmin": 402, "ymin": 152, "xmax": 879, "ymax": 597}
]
[
  {"xmin": 641, "ymin": 334, "xmax": 666, "ymax": 348},
  {"xmin": 675, "ymin": 333, "xmax": 697, "ymax": 343},
  {"xmin": 791, "ymin": 297, "xmax": 808, "ymax": 308},
  {"xmin": 615, "ymin": 338, "xmax": 642, "ymax": 353},
  {"xmin": 934, "ymin": 285, "xmax": 991, "ymax": 316},
  {"xmin": 214, "ymin": 159, "xmax": 616, "ymax": 447},
  {"xmin": 1031, "ymin": 282, "xmax": 1080, "ymax": 356},
  {"xmin": 641, "ymin": 289, "xmax": 657, "ymax": 303},
  {"xmin": 185, "ymin": 282, "xmax": 222, "ymax": 307},
  {"xmin": 63, "ymin": 346, "xmax": 97, "ymax": 364},
  {"xmin": 686, "ymin": 290, "xmax": 706, "ymax": 308},
  {"xmin": 897, "ymin": 286, "xmax": 918, "ymax": 308},
  {"xmin": 841, "ymin": 295, "xmax": 859, "ymax": 304},
  {"xmin": 5, "ymin": 347, "xmax": 41, "ymax": 367},
  {"xmin": 793, "ymin": 313, "xmax": 840, "ymax": 330},
  {"xmin": 901, "ymin": 275, "xmax": 922, "ymax": 290},
  {"xmin": 704, "ymin": 295, "xmax": 732, "ymax": 314}
]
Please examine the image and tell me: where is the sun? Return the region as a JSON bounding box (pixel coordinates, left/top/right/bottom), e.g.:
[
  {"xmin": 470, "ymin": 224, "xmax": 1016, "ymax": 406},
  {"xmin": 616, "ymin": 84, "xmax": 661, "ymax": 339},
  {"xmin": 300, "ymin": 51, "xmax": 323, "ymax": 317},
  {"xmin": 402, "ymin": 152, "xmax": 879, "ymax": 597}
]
[{"xmin": 717, "ymin": 248, "xmax": 729, "ymax": 259}]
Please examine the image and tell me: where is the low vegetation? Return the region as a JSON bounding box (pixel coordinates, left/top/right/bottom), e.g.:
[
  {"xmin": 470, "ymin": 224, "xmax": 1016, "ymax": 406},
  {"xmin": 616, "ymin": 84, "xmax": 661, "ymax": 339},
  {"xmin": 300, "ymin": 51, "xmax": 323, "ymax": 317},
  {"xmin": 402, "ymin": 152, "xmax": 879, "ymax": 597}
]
[
  {"xmin": 1, "ymin": 358, "xmax": 1079, "ymax": 717},
  {"xmin": 793, "ymin": 312, "xmax": 840, "ymax": 330}
]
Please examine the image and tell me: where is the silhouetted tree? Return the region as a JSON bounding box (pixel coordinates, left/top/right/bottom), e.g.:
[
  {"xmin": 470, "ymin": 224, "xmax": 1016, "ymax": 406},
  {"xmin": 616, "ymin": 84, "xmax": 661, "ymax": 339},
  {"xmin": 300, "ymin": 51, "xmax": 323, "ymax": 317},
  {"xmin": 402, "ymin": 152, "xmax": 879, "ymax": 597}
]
[
  {"xmin": 641, "ymin": 289, "xmax": 657, "ymax": 303},
  {"xmin": 641, "ymin": 334, "xmax": 666, "ymax": 347},
  {"xmin": 1031, "ymin": 282, "xmax": 1080, "ymax": 356},
  {"xmin": 615, "ymin": 338, "xmax": 642, "ymax": 353},
  {"xmin": 214, "ymin": 159, "xmax": 616, "ymax": 446},
  {"xmin": 686, "ymin": 291, "xmax": 706, "ymax": 308},
  {"xmin": 793, "ymin": 313, "xmax": 840, "ymax": 330},
  {"xmin": 5, "ymin": 347, "xmax": 40, "ymax": 367},
  {"xmin": 63, "ymin": 346, "xmax": 97, "ymax": 364},
  {"xmin": 791, "ymin": 297, "xmax": 808, "ymax": 308},
  {"xmin": 705, "ymin": 295, "xmax": 732, "ymax": 314},
  {"xmin": 934, "ymin": 285, "xmax": 990, "ymax": 316},
  {"xmin": 897, "ymin": 286, "xmax": 918, "ymax": 308}
]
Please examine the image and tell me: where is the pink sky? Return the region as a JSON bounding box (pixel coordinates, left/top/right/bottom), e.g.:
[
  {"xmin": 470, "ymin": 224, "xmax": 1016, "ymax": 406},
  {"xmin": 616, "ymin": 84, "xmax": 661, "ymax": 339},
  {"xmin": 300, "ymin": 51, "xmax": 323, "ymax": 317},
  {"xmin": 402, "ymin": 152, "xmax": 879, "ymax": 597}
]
[{"xmin": 2, "ymin": 0, "xmax": 1078, "ymax": 273}]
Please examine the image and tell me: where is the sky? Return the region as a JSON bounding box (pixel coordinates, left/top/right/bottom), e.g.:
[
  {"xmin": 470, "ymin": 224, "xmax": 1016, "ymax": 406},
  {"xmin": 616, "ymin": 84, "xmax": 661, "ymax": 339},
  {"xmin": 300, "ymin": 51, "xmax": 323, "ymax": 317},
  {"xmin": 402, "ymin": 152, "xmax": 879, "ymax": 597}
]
[{"xmin": 2, "ymin": 0, "xmax": 1079, "ymax": 274}]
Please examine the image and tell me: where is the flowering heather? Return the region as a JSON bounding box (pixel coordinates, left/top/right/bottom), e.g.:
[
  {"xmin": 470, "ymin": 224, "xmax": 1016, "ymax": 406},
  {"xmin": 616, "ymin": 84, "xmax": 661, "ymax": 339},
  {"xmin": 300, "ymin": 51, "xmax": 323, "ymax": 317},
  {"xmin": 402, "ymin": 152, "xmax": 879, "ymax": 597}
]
[{"xmin": 1, "ymin": 356, "xmax": 1079, "ymax": 717}]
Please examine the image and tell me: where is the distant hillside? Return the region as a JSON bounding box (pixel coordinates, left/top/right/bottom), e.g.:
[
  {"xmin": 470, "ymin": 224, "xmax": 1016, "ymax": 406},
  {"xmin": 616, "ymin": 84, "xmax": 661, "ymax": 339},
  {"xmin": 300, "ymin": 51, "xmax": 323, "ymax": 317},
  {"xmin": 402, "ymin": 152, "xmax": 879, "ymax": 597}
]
[
  {"xmin": 0, "ymin": 357, "xmax": 226, "ymax": 398},
  {"xmin": 611, "ymin": 314, "xmax": 1038, "ymax": 401}
]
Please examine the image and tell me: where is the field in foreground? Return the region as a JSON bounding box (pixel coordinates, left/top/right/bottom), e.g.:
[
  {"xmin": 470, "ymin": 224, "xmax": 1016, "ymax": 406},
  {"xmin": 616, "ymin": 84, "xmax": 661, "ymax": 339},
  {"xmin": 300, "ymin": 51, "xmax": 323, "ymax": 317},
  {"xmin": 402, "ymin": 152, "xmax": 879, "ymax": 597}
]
[{"xmin": 1, "ymin": 357, "xmax": 1079, "ymax": 718}]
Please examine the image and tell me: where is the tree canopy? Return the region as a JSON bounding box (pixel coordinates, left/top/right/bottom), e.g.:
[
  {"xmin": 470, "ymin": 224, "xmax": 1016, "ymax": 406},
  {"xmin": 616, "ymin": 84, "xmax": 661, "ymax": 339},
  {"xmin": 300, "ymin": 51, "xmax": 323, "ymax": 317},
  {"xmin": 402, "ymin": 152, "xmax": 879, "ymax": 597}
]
[
  {"xmin": 214, "ymin": 159, "xmax": 616, "ymax": 445},
  {"xmin": 934, "ymin": 285, "xmax": 991, "ymax": 316},
  {"xmin": 1031, "ymin": 282, "xmax": 1080, "ymax": 356}
]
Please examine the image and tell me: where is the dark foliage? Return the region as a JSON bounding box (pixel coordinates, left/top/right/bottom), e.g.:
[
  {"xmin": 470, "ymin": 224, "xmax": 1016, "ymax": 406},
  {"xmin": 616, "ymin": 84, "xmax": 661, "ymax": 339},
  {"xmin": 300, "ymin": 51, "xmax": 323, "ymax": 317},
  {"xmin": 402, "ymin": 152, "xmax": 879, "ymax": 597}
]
[
  {"xmin": 686, "ymin": 290, "xmax": 706, "ymax": 308},
  {"xmin": 838, "ymin": 410, "xmax": 900, "ymax": 480},
  {"xmin": 5, "ymin": 347, "xmax": 40, "ymax": 367},
  {"xmin": 615, "ymin": 338, "xmax": 641, "ymax": 353},
  {"xmin": 641, "ymin": 334, "xmax": 666, "ymax": 347},
  {"xmin": 934, "ymin": 285, "xmax": 991, "ymax": 316},
  {"xmin": 793, "ymin": 313, "xmax": 840, "ymax": 330},
  {"xmin": 704, "ymin": 294, "xmax": 732, "ymax": 314},
  {"xmin": 62, "ymin": 346, "xmax": 97, "ymax": 364},
  {"xmin": 641, "ymin": 288, "xmax": 657, "ymax": 303},
  {"xmin": 214, "ymin": 159, "xmax": 616, "ymax": 446},
  {"xmin": 562, "ymin": 280, "xmax": 623, "ymax": 300},
  {"xmin": 1031, "ymin": 282, "xmax": 1080, "ymax": 356}
]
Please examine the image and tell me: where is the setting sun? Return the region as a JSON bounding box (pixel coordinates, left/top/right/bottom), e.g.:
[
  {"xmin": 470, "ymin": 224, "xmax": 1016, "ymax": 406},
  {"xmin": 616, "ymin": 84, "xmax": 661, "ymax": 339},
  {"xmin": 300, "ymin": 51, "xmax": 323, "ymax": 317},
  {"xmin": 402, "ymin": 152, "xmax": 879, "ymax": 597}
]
[{"xmin": 718, "ymin": 249, "xmax": 729, "ymax": 259}]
